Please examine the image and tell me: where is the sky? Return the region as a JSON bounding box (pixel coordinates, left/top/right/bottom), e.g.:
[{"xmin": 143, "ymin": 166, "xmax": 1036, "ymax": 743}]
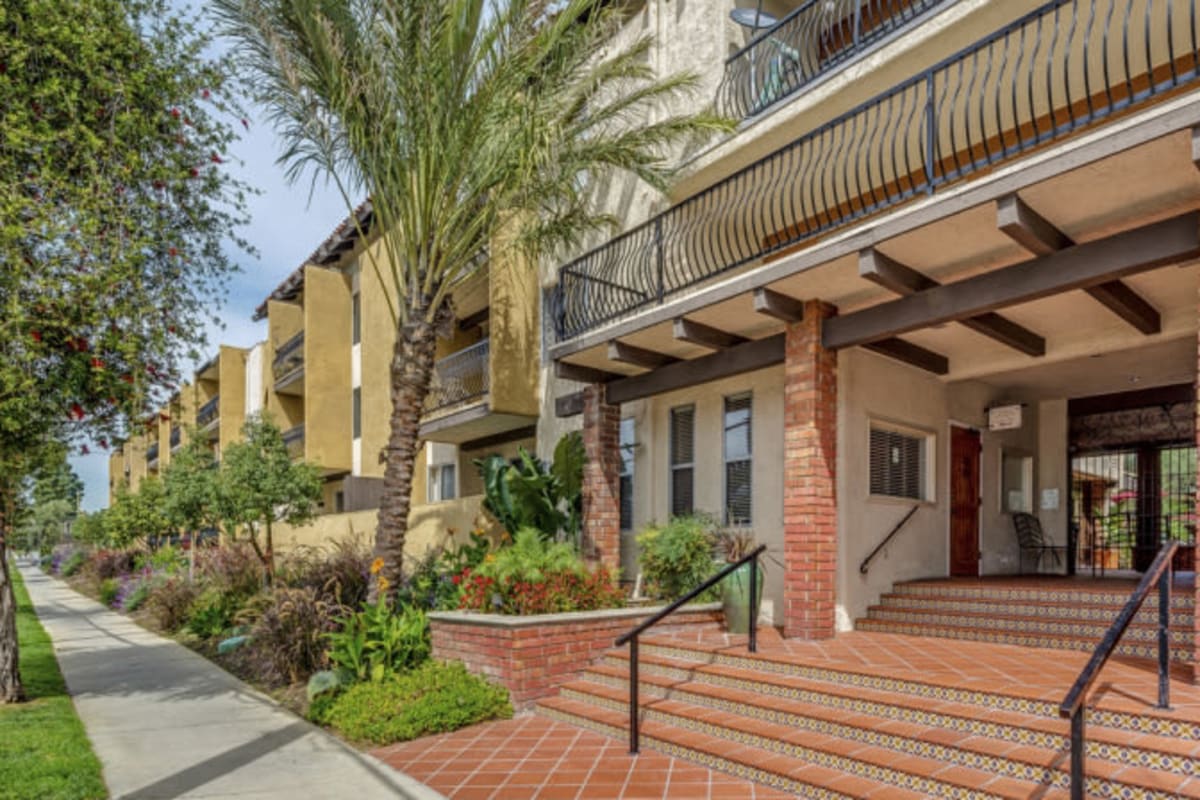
[{"xmin": 70, "ymin": 4, "xmax": 350, "ymax": 511}]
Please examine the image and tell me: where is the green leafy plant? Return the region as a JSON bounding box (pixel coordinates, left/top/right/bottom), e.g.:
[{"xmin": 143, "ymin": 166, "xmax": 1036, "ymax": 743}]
[
  {"xmin": 474, "ymin": 528, "xmax": 583, "ymax": 584},
  {"xmin": 637, "ymin": 514, "xmax": 720, "ymax": 601},
  {"xmin": 458, "ymin": 564, "xmax": 624, "ymax": 615},
  {"xmin": 59, "ymin": 551, "xmax": 86, "ymax": 578},
  {"xmin": 146, "ymin": 576, "xmax": 199, "ymax": 632},
  {"xmin": 186, "ymin": 587, "xmax": 240, "ymax": 639},
  {"xmin": 97, "ymin": 578, "xmax": 120, "ymax": 608},
  {"xmin": 321, "ymin": 661, "xmax": 512, "ymax": 745},
  {"xmin": 475, "ymin": 433, "xmax": 585, "ymax": 543},
  {"xmin": 237, "ymin": 587, "xmax": 341, "ymax": 686},
  {"xmin": 121, "ymin": 581, "xmax": 152, "ymax": 613},
  {"xmin": 327, "ymin": 602, "xmax": 430, "ymax": 683}
]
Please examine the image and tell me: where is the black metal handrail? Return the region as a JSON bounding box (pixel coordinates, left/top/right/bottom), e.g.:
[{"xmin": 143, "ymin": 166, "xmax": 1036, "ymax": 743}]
[
  {"xmin": 859, "ymin": 504, "xmax": 920, "ymax": 574},
  {"xmin": 551, "ymin": 0, "xmax": 1200, "ymax": 342},
  {"xmin": 272, "ymin": 331, "xmax": 305, "ymax": 383},
  {"xmin": 1058, "ymin": 541, "xmax": 1178, "ymax": 800},
  {"xmin": 146, "ymin": 442, "xmax": 159, "ymax": 464},
  {"xmin": 615, "ymin": 544, "xmax": 766, "ymax": 754},
  {"xmin": 424, "ymin": 338, "xmax": 490, "ymax": 413},
  {"xmin": 718, "ymin": 0, "xmax": 950, "ymax": 120},
  {"xmin": 197, "ymin": 395, "xmax": 220, "ymax": 429}
]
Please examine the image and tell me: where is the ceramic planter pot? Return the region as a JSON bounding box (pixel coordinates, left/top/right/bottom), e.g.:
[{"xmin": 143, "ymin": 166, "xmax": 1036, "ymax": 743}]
[{"xmin": 721, "ymin": 561, "xmax": 763, "ymax": 634}]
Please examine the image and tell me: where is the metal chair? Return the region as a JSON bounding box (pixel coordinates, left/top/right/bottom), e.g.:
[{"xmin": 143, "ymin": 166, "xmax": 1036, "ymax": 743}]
[{"xmin": 1012, "ymin": 512, "xmax": 1067, "ymax": 575}]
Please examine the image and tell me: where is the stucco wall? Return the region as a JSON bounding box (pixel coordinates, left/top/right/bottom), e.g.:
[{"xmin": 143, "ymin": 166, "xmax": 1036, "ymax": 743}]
[
  {"xmin": 303, "ymin": 266, "xmax": 353, "ymax": 472},
  {"xmin": 217, "ymin": 345, "xmax": 248, "ymax": 453}
]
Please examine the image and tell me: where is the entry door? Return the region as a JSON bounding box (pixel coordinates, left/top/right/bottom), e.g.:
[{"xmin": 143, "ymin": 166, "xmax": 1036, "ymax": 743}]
[{"xmin": 950, "ymin": 426, "xmax": 982, "ymax": 577}]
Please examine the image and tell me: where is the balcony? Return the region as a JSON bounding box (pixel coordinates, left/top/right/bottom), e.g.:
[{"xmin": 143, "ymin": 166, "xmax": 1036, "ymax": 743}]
[
  {"xmin": 282, "ymin": 424, "xmax": 305, "ymax": 460},
  {"xmin": 169, "ymin": 426, "xmax": 181, "ymax": 452},
  {"xmin": 197, "ymin": 395, "xmax": 219, "ymax": 433},
  {"xmin": 717, "ymin": 0, "xmax": 950, "ymax": 120},
  {"xmin": 146, "ymin": 442, "xmax": 159, "ymax": 468},
  {"xmin": 273, "ymin": 331, "xmax": 305, "ymax": 393},
  {"xmin": 551, "ymin": 0, "xmax": 1200, "ymax": 343},
  {"xmin": 424, "ymin": 338, "xmax": 490, "ymax": 414}
]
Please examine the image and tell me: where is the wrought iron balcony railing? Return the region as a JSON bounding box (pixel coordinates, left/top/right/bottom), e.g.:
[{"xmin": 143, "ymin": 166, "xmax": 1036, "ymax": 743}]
[
  {"xmin": 424, "ymin": 338, "xmax": 490, "ymax": 413},
  {"xmin": 169, "ymin": 426, "xmax": 181, "ymax": 450},
  {"xmin": 197, "ymin": 395, "xmax": 219, "ymax": 430},
  {"xmin": 551, "ymin": 0, "xmax": 1200, "ymax": 342},
  {"xmin": 146, "ymin": 442, "xmax": 159, "ymax": 465},
  {"xmin": 717, "ymin": 0, "xmax": 950, "ymax": 120},
  {"xmin": 282, "ymin": 424, "xmax": 305, "ymax": 459},
  {"xmin": 273, "ymin": 331, "xmax": 305, "ymax": 385}
]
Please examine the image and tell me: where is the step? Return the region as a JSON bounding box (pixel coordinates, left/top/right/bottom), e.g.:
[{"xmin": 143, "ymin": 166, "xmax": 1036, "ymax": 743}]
[
  {"xmin": 891, "ymin": 581, "xmax": 1195, "ymax": 609},
  {"xmin": 587, "ymin": 657, "xmax": 1200, "ymax": 779},
  {"xmin": 538, "ymin": 693, "xmax": 1063, "ymax": 800},
  {"xmin": 854, "ymin": 617, "xmax": 1194, "ymax": 664},
  {"xmin": 876, "ymin": 593, "xmax": 1194, "ymax": 626}
]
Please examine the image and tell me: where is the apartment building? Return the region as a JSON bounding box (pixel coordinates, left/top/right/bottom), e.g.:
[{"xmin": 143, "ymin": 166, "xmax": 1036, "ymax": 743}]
[{"xmin": 542, "ymin": 0, "xmax": 1200, "ymax": 638}]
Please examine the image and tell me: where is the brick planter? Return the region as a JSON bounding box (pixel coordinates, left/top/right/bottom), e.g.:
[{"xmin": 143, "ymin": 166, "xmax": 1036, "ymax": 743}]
[{"xmin": 428, "ymin": 603, "xmax": 722, "ymax": 709}]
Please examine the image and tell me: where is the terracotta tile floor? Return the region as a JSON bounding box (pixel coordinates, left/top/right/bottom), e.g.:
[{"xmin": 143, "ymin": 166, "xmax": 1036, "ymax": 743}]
[{"xmin": 373, "ymin": 715, "xmax": 793, "ymax": 799}]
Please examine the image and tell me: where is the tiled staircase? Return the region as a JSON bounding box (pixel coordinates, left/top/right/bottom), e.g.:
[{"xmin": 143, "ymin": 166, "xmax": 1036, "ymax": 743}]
[
  {"xmin": 855, "ymin": 578, "xmax": 1196, "ymax": 666},
  {"xmin": 537, "ymin": 625, "xmax": 1200, "ymax": 799}
]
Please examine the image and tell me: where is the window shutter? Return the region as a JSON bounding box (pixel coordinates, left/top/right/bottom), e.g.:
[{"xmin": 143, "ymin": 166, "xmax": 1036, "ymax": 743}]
[
  {"xmin": 619, "ymin": 418, "xmax": 635, "ymax": 531},
  {"xmin": 724, "ymin": 394, "xmax": 753, "ymax": 525},
  {"xmin": 670, "ymin": 406, "xmax": 695, "ymax": 516},
  {"xmin": 870, "ymin": 427, "xmax": 925, "ymax": 500}
]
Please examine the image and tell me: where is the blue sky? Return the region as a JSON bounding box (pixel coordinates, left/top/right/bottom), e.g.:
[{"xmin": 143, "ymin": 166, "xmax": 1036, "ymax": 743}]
[{"xmin": 71, "ymin": 5, "xmax": 350, "ymax": 510}]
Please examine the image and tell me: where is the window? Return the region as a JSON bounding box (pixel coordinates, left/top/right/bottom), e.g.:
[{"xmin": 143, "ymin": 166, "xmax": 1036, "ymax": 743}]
[
  {"xmin": 427, "ymin": 464, "xmax": 457, "ymax": 502},
  {"xmin": 351, "ymin": 293, "xmax": 361, "ymax": 345},
  {"xmin": 334, "ymin": 491, "xmax": 346, "ymax": 514},
  {"xmin": 869, "ymin": 424, "xmax": 931, "ymax": 501},
  {"xmin": 724, "ymin": 393, "xmax": 752, "ymax": 525},
  {"xmin": 670, "ymin": 406, "xmax": 695, "ymax": 517},
  {"xmin": 619, "ymin": 417, "xmax": 635, "ymax": 531},
  {"xmin": 352, "ymin": 387, "xmax": 362, "ymax": 439}
]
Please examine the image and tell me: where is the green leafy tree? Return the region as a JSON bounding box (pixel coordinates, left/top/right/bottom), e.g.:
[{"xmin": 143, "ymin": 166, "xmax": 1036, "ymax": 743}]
[
  {"xmin": 70, "ymin": 511, "xmax": 108, "ymax": 548},
  {"xmin": 214, "ymin": 0, "xmax": 730, "ymax": 591},
  {"xmin": 0, "ymin": 0, "xmax": 251, "ymax": 702},
  {"xmin": 162, "ymin": 433, "xmax": 221, "ymax": 580},
  {"xmin": 219, "ymin": 416, "xmax": 321, "ymax": 582},
  {"xmin": 13, "ymin": 449, "xmax": 83, "ymax": 553},
  {"xmin": 104, "ymin": 478, "xmax": 172, "ymax": 549}
]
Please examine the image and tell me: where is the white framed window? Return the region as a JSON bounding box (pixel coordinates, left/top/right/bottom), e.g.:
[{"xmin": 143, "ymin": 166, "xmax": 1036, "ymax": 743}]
[
  {"xmin": 723, "ymin": 393, "xmax": 752, "ymax": 526},
  {"xmin": 619, "ymin": 417, "xmax": 635, "ymax": 531},
  {"xmin": 869, "ymin": 421, "xmax": 934, "ymax": 502},
  {"xmin": 669, "ymin": 405, "xmax": 695, "ymax": 517},
  {"xmin": 427, "ymin": 464, "xmax": 457, "ymax": 503}
]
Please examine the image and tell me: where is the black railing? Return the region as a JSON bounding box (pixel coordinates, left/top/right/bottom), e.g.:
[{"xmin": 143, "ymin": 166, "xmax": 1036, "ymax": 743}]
[
  {"xmin": 282, "ymin": 424, "xmax": 305, "ymax": 459},
  {"xmin": 1058, "ymin": 541, "xmax": 1177, "ymax": 800},
  {"xmin": 272, "ymin": 331, "xmax": 305, "ymax": 385},
  {"xmin": 146, "ymin": 442, "xmax": 159, "ymax": 465},
  {"xmin": 859, "ymin": 504, "xmax": 920, "ymax": 574},
  {"xmin": 197, "ymin": 395, "xmax": 219, "ymax": 430},
  {"xmin": 718, "ymin": 0, "xmax": 949, "ymax": 120},
  {"xmin": 169, "ymin": 426, "xmax": 181, "ymax": 450},
  {"xmin": 424, "ymin": 338, "xmax": 490, "ymax": 413},
  {"xmin": 615, "ymin": 544, "xmax": 766, "ymax": 754},
  {"xmin": 551, "ymin": 0, "xmax": 1200, "ymax": 342}
]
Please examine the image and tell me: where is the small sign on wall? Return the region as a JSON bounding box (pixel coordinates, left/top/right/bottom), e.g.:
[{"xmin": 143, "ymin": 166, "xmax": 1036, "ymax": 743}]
[
  {"xmin": 988, "ymin": 404, "xmax": 1023, "ymax": 431},
  {"xmin": 1041, "ymin": 488, "xmax": 1060, "ymax": 511}
]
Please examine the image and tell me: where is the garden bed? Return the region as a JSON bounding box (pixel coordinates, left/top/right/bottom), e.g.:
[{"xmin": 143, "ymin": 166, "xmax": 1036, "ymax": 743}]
[{"xmin": 429, "ymin": 603, "xmax": 723, "ymax": 708}]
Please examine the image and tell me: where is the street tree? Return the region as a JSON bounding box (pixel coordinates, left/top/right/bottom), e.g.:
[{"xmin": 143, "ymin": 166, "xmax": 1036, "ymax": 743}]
[
  {"xmin": 162, "ymin": 434, "xmax": 221, "ymax": 580},
  {"xmin": 214, "ymin": 0, "xmax": 730, "ymax": 591},
  {"xmin": 0, "ymin": 0, "xmax": 251, "ymax": 701},
  {"xmin": 104, "ymin": 478, "xmax": 172, "ymax": 549},
  {"xmin": 13, "ymin": 448, "xmax": 84, "ymax": 553}
]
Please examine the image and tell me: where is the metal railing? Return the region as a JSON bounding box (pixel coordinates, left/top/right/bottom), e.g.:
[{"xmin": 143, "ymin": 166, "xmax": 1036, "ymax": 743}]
[
  {"xmin": 551, "ymin": 0, "xmax": 1200, "ymax": 342},
  {"xmin": 615, "ymin": 544, "xmax": 766, "ymax": 754},
  {"xmin": 169, "ymin": 426, "xmax": 181, "ymax": 450},
  {"xmin": 272, "ymin": 331, "xmax": 305, "ymax": 384},
  {"xmin": 1059, "ymin": 541, "xmax": 1177, "ymax": 800},
  {"xmin": 282, "ymin": 424, "xmax": 305, "ymax": 459},
  {"xmin": 146, "ymin": 442, "xmax": 159, "ymax": 465},
  {"xmin": 718, "ymin": 0, "xmax": 950, "ymax": 119},
  {"xmin": 424, "ymin": 338, "xmax": 490, "ymax": 413},
  {"xmin": 859, "ymin": 504, "xmax": 920, "ymax": 574},
  {"xmin": 197, "ymin": 395, "xmax": 219, "ymax": 430}
]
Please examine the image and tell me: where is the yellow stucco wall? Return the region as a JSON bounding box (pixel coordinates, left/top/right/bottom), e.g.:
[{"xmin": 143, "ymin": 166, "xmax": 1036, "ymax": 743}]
[
  {"xmin": 303, "ymin": 266, "xmax": 352, "ymax": 472},
  {"xmin": 487, "ymin": 228, "xmax": 540, "ymax": 418},
  {"xmin": 266, "ymin": 299, "xmax": 305, "ymax": 430},
  {"xmin": 359, "ymin": 244, "xmax": 394, "ymax": 480},
  {"xmin": 218, "ymin": 345, "xmax": 248, "ymax": 452}
]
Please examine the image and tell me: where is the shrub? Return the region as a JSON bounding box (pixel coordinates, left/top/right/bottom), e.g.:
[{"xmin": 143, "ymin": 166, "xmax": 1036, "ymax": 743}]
[
  {"xmin": 280, "ymin": 539, "xmax": 371, "ymax": 608},
  {"xmin": 458, "ymin": 565, "xmax": 624, "ymax": 615},
  {"xmin": 321, "ymin": 661, "xmax": 511, "ymax": 744},
  {"xmin": 186, "ymin": 586, "xmax": 241, "ymax": 639},
  {"xmin": 195, "ymin": 543, "xmax": 263, "ymax": 599},
  {"xmin": 98, "ymin": 578, "xmax": 120, "ymax": 608},
  {"xmin": 144, "ymin": 545, "xmax": 186, "ymax": 575},
  {"xmin": 119, "ymin": 579, "xmax": 152, "ymax": 613},
  {"xmin": 238, "ymin": 587, "xmax": 342, "ymax": 686},
  {"xmin": 637, "ymin": 514, "xmax": 720, "ymax": 601},
  {"xmin": 475, "ymin": 528, "xmax": 584, "ymax": 583},
  {"xmin": 146, "ymin": 576, "xmax": 199, "ymax": 631},
  {"xmin": 60, "ymin": 550, "xmax": 86, "ymax": 577},
  {"xmin": 327, "ymin": 602, "xmax": 430, "ymax": 682},
  {"xmin": 88, "ymin": 549, "xmax": 137, "ymax": 581}
]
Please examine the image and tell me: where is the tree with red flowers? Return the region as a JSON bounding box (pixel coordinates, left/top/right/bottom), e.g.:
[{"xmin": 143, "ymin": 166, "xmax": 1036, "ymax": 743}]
[{"xmin": 0, "ymin": 0, "xmax": 252, "ymax": 702}]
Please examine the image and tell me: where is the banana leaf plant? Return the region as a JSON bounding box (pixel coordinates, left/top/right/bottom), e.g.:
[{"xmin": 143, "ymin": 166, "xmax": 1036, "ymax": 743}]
[{"xmin": 475, "ymin": 432, "xmax": 584, "ymax": 546}]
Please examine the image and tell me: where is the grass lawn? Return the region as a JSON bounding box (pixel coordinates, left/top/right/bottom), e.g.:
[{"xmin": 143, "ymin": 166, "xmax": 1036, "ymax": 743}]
[{"xmin": 0, "ymin": 565, "xmax": 106, "ymax": 800}]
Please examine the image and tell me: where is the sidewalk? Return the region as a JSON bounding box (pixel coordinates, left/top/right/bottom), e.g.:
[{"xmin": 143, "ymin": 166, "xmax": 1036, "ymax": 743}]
[{"xmin": 17, "ymin": 562, "xmax": 442, "ymax": 800}]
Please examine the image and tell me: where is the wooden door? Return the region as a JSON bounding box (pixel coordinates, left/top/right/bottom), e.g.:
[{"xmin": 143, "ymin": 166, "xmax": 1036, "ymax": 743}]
[{"xmin": 950, "ymin": 426, "xmax": 981, "ymax": 577}]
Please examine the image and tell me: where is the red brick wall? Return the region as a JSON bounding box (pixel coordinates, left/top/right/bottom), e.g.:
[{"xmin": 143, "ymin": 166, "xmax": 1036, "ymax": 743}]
[
  {"xmin": 581, "ymin": 383, "xmax": 621, "ymax": 571},
  {"xmin": 1194, "ymin": 279, "xmax": 1199, "ymax": 685},
  {"xmin": 783, "ymin": 301, "xmax": 839, "ymax": 640},
  {"xmin": 430, "ymin": 607, "xmax": 721, "ymax": 708}
]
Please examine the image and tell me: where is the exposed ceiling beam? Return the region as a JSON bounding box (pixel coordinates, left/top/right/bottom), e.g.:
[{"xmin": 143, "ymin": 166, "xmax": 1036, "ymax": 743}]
[
  {"xmin": 859, "ymin": 248, "xmax": 1045, "ymax": 356},
  {"xmin": 672, "ymin": 317, "xmax": 749, "ymax": 350},
  {"xmin": 555, "ymin": 361, "xmax": 620, "ymax": 384},
  {"xmin": 607, "ymin": 340, "xmax": 679, "ymax": 369},
  {"xmin": 606, "ymin": 335, "xmax": 784, "ymax": 406},
  {"xmin": 753, "ymin": 288, "xmax": 804, "ymax": 322},
  {"xmin": 863, "ymin": 338, "xmax": 949, "ymax": 375},
  {"xmin": 555, "ymin": 392, "xmax": 585, "ymax": 418},
  {"xmin": 457, "ymin": 307, "xmax": 489, "ymax": 331},
  {"xmin": 996, "ymin": 194, "xmax": 1161, "ymax": 335},
  {"xmin": 824, "ymin": 212, "xmax": 1200, "ymax": 350}
]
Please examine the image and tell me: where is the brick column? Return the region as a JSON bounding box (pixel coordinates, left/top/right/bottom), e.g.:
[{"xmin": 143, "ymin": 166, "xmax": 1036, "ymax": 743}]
[
  {"xmin": 581, "ymin": 383, "xmax": 620, "ymax": 572},
  {"xmin": 1193, "ymin": 279, "xmax": 1200, "ymax": 684},
  {"xmin": 783, "ymin": 301, "xmax": 839, "ymax": 640}
]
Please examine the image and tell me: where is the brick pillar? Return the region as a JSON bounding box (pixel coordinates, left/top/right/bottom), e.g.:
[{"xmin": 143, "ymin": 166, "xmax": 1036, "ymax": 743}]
[
  {"xmin": 1193, "ymin": 279, "xmax": 1200, "ymax": 684},
  {"xmin": 581, "ymin": 383, "xmax": 620, "ymax": 572},
  {"xmin": 784, "ymin": 301, "xmax": 839, "ymax": 640}
]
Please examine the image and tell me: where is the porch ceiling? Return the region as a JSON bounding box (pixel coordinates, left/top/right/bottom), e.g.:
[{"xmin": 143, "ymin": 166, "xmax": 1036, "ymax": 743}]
[{"xmin": 555, "ymin": 127, "xmax": 1200, "ymax": 388}]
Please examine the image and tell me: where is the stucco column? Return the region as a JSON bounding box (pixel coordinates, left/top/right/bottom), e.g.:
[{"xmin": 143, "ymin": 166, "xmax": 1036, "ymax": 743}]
[
  {"xmin": 581, "ymin": 383, "xmax": 620, "ymax": 573},
  {"xmin": 783, "ymin": 300, "xmax": 839, "ymax": 640}
]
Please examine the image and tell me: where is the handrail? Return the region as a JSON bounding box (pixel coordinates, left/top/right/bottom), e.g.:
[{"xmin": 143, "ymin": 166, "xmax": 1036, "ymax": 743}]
[
  {"xmin": 1058, "ymin": 542, "xmax": 1177, "ymax": 800},
  {"xmin": 616, "ymin": 543, "xmax": 766, "ymax": 754},
  {"xmin": 859, "ymin": 505, "xmax": 919, "ymax": 574}
]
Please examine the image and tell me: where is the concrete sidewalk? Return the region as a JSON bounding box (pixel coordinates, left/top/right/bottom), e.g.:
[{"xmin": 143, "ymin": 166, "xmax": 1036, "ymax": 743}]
[{"xmin": 17, "ymin": 561, "xmax": 443, "ymax": 800}]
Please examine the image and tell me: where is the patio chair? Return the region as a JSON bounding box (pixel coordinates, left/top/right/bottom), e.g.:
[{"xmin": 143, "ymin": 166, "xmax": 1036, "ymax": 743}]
[{"xmin": 1012, "ymin": 512, "xmax": 1067, "ymax": 575}]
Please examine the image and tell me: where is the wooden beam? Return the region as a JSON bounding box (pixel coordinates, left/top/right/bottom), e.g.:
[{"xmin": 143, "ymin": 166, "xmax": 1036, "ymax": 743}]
[
  {"xmin": 555, "ymin": 392, "xmax": 585, "ymax": 418},
  {"xmin": 863, "ymin": 338, "xmax": 949, "ymax": 375},
  {"xmin": 752, "ymin": 288, "xmax": 804, "ymax": 322},
  {"xmin": 555, "ymin": 361, "xmax": 620, "ymax": 384},
  {"xmin": 996, "ymin": 194, "xmax": 1071, "ymax": 255},
  {"xmin": 461, "ymin": 425, "xmax": 538, "ymax": 453},
  {"xmin": 672, "ymin": 317, "xmax": 748, "ymax": 350},
  {"xmin": 606, "ymin": 335, "xmax": 784, "ymax": 405},
  {"xmin": 607, "ymin": 340, "xmax": 679, "ymax": 369},
  {"xmin": 1068, "ymin": 383, "xmax": 1193, "ymax": 416},
  {"xmin": 823, "ymin": 212, "xmax": 1200, "ymax": 350},
  {"xmin": 457, "ymin": 307, "xmax": 489, "ymax": 331},
  {"xmin": 1085, "ymin": 280, "xmax": 1162, "ymax": 334},
  {"xmin": 860, "ymin": 247, "xmax": 1045, "ymax": 356}
]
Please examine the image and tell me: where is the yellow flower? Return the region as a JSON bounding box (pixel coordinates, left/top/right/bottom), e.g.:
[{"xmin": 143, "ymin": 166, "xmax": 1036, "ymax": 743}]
[
  {"xmin": 484, "ymin": 553, "xmax": 496, "ymax": 564},
  {"xmin": 370, "ymin": 556, "xmax": 385, "ymax": 575},
  {"xmin": 377, "ymin": 576, "xmax": 391, "ymax": 593}
]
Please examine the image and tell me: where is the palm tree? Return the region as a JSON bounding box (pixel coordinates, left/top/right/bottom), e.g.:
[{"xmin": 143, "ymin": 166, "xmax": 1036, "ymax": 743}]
[{"xmin": 214, "ymin": 0, "xmax": 730, "ymax": 590}]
